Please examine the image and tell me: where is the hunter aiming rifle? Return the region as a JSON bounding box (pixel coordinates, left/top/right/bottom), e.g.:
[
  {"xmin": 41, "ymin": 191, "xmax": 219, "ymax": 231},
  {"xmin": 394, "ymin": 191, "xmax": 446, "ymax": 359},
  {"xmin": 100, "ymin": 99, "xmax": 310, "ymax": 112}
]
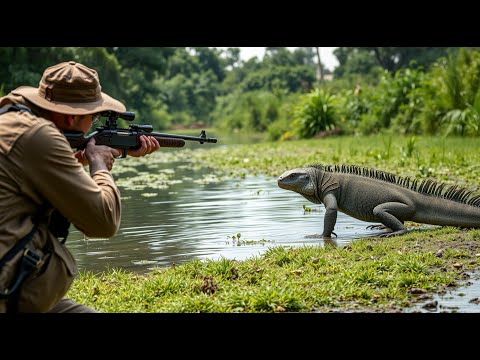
[{"xmin": 63, "ymin": 111, "xmax": 218, "ymax": 157}]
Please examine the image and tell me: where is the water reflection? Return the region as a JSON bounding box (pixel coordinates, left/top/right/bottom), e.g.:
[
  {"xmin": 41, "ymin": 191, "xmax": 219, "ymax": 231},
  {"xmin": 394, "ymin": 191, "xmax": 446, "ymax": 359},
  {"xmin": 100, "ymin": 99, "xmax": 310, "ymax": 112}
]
[{"xmin": 67, "ymin": 160, "xmax": 383, "ymax": 274}]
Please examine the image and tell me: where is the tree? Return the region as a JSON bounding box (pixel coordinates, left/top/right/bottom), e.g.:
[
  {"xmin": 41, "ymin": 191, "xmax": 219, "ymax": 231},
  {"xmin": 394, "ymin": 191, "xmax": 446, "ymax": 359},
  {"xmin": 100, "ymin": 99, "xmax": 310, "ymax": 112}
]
[
  {"xmin": 315, "ymin": 47, "xmax": 324, "ymax": 83},
  {"xmin": 333, "ymin": 47, "xmax": 455, "ymax": 77}
]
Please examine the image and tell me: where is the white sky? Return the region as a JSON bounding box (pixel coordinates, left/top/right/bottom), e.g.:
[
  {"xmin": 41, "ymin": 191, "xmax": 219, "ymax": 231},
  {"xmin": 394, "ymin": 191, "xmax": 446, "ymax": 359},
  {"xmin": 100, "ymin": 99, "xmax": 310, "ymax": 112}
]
[{"xmin": 218, "ymin": 47, "xmax": 339, "ymax": 71}]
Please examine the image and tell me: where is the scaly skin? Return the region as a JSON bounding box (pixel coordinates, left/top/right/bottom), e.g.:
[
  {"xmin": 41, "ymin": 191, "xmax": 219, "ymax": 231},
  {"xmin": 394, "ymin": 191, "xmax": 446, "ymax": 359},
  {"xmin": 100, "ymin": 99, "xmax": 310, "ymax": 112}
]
[{"xmin": 278, "ymin": 164, "xmax": 480, "ymax": 238}]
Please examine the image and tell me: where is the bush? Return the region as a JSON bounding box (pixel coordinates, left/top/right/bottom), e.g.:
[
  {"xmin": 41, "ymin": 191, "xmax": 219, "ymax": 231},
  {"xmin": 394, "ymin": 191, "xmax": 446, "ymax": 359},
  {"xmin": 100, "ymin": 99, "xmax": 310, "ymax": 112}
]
[{"xmin": 292, "ymin": 88, "xmax": 338, "ymax": 139}]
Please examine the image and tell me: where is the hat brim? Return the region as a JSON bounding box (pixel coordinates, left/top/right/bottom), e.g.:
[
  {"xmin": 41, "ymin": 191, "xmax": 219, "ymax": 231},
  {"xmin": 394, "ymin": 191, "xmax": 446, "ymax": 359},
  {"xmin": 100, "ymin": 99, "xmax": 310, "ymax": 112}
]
[{"xmin": 12, "ymin": 86, "xmax": 126, "ymax": 115}]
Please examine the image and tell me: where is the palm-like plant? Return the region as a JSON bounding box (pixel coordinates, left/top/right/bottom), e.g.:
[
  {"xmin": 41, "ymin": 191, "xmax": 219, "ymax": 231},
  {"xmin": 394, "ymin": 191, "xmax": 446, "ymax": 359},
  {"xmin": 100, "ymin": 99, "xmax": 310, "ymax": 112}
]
[{"xmin": 293, "ymin": 88, "xmax": 337, "ymax": 139}]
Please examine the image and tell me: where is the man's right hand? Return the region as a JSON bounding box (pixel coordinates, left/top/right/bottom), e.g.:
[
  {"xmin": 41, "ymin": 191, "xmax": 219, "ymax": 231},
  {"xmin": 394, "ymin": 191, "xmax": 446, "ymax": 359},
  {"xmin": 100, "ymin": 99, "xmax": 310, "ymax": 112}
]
[{"xmin": 84, "ymin": 138, "xmax": 121, "ymax": 174}]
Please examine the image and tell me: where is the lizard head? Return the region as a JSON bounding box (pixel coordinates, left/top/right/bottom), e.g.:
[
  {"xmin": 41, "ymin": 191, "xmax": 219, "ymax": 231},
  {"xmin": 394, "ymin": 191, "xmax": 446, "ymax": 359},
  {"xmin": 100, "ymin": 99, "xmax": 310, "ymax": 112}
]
[{"xmin": 278, "ymin": 167, "xmax": 320, "ymax": 203}]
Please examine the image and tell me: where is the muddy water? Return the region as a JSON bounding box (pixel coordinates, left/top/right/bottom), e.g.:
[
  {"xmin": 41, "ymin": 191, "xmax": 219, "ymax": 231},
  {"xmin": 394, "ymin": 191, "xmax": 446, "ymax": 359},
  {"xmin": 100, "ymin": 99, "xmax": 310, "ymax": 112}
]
[{"xmin": 408, "ymin": 271, "xmax": 480, "ymax": 313}]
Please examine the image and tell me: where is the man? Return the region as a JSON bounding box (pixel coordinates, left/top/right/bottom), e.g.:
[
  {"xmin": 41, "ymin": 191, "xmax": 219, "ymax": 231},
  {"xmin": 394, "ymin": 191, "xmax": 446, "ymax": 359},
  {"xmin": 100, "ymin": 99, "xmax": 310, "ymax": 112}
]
[{"xmin": 0, "ymin": 61, "xmax": 160, "ymax": 313}]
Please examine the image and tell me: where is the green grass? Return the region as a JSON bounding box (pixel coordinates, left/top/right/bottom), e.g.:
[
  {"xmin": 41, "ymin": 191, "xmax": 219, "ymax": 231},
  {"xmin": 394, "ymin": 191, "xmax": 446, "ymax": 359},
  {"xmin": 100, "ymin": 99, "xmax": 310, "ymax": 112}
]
[
  {"xmin": 187, "ymin": 134, "xmax": 480, "ymax": 189},
  {"xmin": 67, "ymin": 227, "xmax": 480, "ymax": 312},
  {"xmin": 67, "ymin": 134, "xmax": 480, "ymax": 312}
]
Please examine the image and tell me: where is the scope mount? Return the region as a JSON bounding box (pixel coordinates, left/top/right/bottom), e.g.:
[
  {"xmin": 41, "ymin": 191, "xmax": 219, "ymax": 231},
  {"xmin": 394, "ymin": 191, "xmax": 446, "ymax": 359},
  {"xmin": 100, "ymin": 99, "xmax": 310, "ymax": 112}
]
[{"xmin": 98, "ymin": 111, "xmax": 135, "ymax": 129}]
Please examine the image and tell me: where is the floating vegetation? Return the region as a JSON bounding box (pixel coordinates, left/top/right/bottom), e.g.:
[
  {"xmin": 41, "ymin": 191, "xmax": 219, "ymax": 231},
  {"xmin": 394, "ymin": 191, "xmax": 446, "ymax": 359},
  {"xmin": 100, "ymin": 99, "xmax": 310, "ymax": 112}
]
[
  {"xmin": 193, "ymin": 174, "xmax": 223, "ymax": 184},
  {"xmin": 116, "ymin": 172, "xmax": 183, "ymax": 191},
  {"xmin": 303, "ymin": 205, "xmax": 321, "ymax": 213},
  {"xmin": 112, "ymin": 165, "xmax": 138, "ymax": 175},
  {"xmin": 226, "ymin": 233, "xmax": 274, "ymax": 246},
  {"xmin": 233, "ymin": 238, "xmax": 274, "ymax": 246}
]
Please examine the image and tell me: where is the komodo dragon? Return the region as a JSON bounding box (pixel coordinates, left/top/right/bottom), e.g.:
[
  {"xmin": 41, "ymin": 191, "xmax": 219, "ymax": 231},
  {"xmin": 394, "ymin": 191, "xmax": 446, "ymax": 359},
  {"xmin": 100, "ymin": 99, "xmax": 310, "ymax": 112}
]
[{"xmin": 277, "ymin": 164, "xmax": 480, "ymax": 238}]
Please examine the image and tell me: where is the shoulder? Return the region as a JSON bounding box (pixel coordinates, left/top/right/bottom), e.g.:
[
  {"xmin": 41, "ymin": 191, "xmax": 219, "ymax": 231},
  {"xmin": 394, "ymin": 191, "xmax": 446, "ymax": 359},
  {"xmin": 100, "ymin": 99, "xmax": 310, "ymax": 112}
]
[
  {"xmin": 6, "ymin": 111, "xmax": 73, "ymax": 164},
  {"xmin": 20, "ymin": 119, "xmax": 70, "ymax": 155},
  {"xmin": 0, "ymin": 109, "xmax": 57, "ymax": 155}
]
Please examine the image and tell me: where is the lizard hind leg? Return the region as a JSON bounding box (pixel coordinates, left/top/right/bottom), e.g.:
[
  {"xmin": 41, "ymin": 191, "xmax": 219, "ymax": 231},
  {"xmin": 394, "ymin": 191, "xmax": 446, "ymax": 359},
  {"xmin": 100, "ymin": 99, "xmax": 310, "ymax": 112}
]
[{"xmin": 372, "ymin": 202, "xmax": 414, "ymax": 238}]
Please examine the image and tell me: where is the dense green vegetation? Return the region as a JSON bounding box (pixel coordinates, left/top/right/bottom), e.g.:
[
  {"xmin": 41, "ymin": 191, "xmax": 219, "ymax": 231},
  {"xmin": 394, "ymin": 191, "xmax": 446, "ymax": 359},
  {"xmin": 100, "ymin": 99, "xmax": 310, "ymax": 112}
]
[{"xmin": 4, "ymin": 47, "xmax": 480, "ymax": 140}]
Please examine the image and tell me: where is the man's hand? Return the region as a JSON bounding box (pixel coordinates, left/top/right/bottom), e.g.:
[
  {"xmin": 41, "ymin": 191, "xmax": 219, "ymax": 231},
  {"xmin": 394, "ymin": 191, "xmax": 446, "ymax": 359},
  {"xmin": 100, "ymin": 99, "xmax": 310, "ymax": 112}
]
[
  {"xmin": 74, "ymin": 149, "xmax": 88, "ymax": 166},
  {"xmin": 74, "ymin": 135, "xmax": 161, "ymax": 166},
  {"xmin": 127, "ymin": 135, "xmax": 160, "ymax": 157},
  {"xmin": 84, "ymin": 138, "xmax": 120, "ymax": 174}
]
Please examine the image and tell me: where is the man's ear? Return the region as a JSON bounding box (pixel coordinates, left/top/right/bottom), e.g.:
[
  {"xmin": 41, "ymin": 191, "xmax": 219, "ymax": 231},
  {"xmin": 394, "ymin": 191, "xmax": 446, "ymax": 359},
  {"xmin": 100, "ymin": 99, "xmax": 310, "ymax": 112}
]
[{"xmin": 65, "ymin": 115, "xmax": 76, "ymax": 127}]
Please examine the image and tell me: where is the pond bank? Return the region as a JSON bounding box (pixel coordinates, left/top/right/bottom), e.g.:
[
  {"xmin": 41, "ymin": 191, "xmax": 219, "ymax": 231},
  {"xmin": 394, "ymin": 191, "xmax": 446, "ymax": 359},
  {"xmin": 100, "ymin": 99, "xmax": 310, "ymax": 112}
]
[
  {"xmin": 67, "ymin": 226, "xmax": 480, "ymax": 312},
  {"xmin": 67, "ymin": 135, "xmax": 480, "ymax": 312}
]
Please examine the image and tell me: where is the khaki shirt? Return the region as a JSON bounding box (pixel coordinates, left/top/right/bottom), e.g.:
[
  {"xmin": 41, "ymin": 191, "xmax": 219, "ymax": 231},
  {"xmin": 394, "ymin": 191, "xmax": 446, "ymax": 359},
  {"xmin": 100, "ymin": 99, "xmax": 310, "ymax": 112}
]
[{"xmin": 0, "ymin": 93, "xmax": 122, "ymax": 253}]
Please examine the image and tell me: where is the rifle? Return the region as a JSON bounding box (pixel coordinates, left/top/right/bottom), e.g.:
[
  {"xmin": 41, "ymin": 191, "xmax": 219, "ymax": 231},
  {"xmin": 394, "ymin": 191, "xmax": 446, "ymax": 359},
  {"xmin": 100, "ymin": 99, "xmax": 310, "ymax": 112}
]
[{"xmin": 63, "ymin": 111, "xmax": 218, "ymax": 158}]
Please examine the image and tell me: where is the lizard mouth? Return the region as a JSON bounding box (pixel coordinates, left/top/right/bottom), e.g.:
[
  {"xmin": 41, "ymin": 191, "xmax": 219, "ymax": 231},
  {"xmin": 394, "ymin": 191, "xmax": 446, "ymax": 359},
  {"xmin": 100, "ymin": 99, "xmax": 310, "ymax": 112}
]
[{"xmin": 277, "ymin": 179, "xmax": 291, "ymax": 190}]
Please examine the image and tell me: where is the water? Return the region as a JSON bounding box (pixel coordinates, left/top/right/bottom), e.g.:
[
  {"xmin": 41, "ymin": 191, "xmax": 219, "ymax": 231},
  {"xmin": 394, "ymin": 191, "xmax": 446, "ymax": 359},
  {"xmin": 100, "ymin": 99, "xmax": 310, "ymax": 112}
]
[
  {"xmin": 66, "ymin": 161, "xmax": 381, "ymax": 274},
  {"xmin": 408, "ymin": 271, "xmax": 480, "ymax": 313}
]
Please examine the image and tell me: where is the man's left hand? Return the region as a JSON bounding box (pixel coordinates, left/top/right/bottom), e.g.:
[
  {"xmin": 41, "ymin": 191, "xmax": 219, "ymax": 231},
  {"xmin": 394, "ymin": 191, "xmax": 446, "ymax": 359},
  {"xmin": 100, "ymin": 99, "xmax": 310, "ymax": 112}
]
[{"xmin": 127, "ymin": 135, "xmax": 161, "ymax": 157}]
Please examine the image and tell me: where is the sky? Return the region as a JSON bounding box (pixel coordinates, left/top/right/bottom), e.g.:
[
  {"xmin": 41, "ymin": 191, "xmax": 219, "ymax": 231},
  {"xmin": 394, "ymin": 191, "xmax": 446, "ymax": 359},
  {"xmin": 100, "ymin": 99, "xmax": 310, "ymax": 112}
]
[{"xmin": 220, "ymin": 47, "xmax": 339, "ymax": 71}]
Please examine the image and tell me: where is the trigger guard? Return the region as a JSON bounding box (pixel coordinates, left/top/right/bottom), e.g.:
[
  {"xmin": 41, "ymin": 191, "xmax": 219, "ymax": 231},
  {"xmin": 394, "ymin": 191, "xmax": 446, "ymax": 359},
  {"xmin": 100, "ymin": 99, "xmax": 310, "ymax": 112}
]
[{"xmin": 115, "ymin": 149, "xmax": 127, "ymax": 159}]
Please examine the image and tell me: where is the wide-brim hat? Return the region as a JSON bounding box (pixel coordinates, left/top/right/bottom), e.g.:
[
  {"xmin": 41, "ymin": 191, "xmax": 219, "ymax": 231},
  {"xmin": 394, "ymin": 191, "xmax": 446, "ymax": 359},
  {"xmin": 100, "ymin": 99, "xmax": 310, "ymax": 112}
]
[{"xmin": 12, "ymin": 61, "xmax": 126, "ymax": 115}]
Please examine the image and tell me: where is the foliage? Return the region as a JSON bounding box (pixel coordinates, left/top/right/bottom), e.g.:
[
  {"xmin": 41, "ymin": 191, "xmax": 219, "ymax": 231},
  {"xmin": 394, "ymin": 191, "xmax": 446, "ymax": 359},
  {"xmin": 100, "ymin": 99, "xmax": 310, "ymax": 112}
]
[
  {"xmin": 292, "ymin": 88, "xmax": 338, "ymax": 139},
  {"xmin": 240, "ymin": 65, "xmax": 316, "ymax": 94},
  {"xmin": 334, "ymin": 86, "xmax": 372, "ymax": 135},
  {"xmin": 0, "ymin": 47, "xmax": 77, "ymax": 91},
  {"xmin": 4, "ymin": 47, "xmax": 480, "ymax": 138},
  {"xmin": 341, "ymin": 67, "xmax": 426, "ymax": 135},
  {"xmin": 420, "ymin": 48, "xmax": 480, "ymax": 135},
  {"xmin": 212, "ymin": 90, "xmax": 294, "ymax": 133},
  {"xmin": 334, "ymin": 47, "xmax": 454, "ymax": 76},
  {"xmin": 333, "ymin": 47, "xmax": 381, "ymax": 78},
  {"xmin": 265, "ymin": 93, "xmax": 300, "ymax": 141}
]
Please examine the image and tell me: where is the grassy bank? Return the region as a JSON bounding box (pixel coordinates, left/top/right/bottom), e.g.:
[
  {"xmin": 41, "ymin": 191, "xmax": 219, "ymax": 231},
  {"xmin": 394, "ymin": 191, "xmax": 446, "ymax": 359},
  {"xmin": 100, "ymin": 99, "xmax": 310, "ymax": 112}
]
[{"xmin": 67, "ymin": 134, "xmax": 480, "ymax": 312}]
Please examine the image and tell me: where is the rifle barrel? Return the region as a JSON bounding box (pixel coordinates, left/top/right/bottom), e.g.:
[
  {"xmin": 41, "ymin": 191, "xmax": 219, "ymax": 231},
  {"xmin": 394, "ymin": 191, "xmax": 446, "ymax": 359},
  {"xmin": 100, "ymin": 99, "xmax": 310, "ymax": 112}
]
[{"xmin": 149, "ymin": 131, "xmax": 218, "ymax": 143}]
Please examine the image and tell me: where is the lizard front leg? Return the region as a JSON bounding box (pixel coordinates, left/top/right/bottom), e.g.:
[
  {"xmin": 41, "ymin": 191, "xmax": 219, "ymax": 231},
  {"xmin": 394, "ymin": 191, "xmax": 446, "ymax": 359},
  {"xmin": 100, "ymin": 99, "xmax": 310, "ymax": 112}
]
[
  {"xmin": 322, "ymin": 192, "xmax": 338, "ymax": 238},
  {"xmin": 373, "ymin": 202, "xmax": 414, "ymax": 238}
]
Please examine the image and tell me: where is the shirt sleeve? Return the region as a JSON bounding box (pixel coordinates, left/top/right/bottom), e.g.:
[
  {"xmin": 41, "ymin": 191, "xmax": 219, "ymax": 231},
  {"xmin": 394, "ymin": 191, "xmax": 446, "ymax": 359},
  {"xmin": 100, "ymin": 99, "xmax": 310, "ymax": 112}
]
[{"xmin": 19, "ymin": 123, "xmax": 122, "ymax": 238}]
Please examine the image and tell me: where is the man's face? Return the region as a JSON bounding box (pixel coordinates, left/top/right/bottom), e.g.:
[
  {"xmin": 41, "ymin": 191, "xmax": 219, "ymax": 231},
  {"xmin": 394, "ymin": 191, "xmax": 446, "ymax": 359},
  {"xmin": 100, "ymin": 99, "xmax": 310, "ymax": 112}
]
[
  {"xmin": 50, "ymin": 112, "xmax": 100, "ymax": 133},
  {"xmin": 72, "ymin": 113, "xmax": 100, "ymax": 133}
]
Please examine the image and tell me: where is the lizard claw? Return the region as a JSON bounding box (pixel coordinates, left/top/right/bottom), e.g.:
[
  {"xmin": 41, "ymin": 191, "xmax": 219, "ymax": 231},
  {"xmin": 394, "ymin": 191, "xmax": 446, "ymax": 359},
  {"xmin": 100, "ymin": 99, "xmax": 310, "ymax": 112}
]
[
  {"xmin": 377, "ymin": 229, "xmax": 408, "ymax": 238},
  {"xmin": 377, "ymin": 233, "xmax": 392, "ymax": 238}
]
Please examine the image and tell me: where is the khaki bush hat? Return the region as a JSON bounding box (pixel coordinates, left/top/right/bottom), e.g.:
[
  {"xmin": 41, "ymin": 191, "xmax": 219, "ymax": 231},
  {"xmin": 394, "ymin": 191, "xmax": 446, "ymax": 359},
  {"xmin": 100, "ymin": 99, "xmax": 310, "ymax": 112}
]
[{"xmin": 12, "ymin": 61, "xmax": 126, "ymax": 115}]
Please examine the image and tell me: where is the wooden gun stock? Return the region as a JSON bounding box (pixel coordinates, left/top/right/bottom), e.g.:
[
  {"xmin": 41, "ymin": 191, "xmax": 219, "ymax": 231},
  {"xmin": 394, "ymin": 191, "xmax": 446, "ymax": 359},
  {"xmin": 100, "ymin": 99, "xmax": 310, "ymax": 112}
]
[{"xmin": 150, "ymin": 136, "xmax": 185, "ymax": 148}]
